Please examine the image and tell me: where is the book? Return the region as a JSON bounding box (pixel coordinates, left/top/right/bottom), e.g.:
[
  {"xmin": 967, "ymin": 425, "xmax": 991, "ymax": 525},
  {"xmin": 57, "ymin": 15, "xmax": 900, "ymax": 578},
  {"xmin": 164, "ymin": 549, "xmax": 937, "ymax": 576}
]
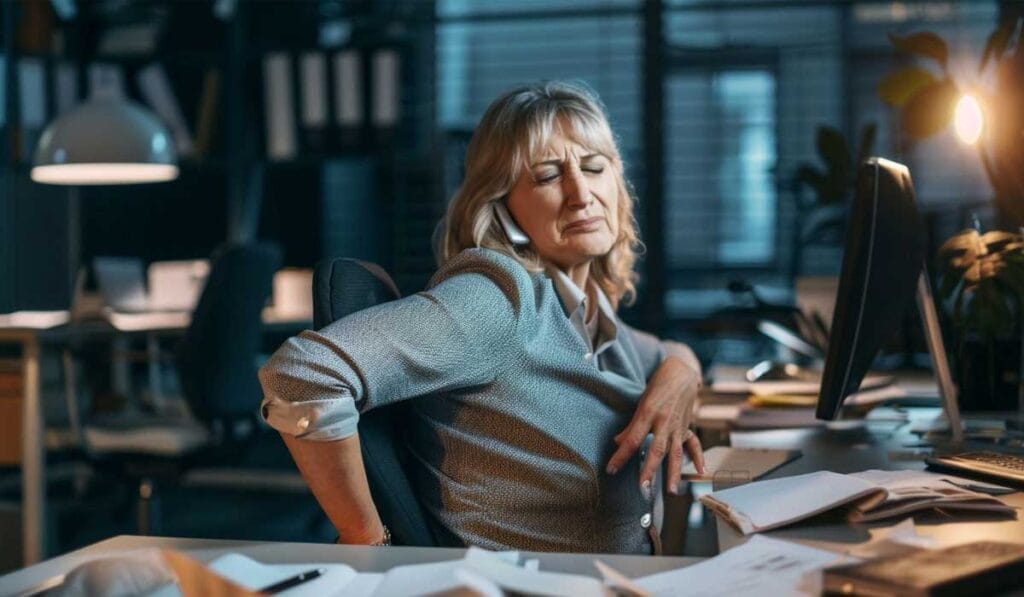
[
  {"xmin": 263, "ymin": 52, "xmax": 297, "ymax": 160},
  {"xmin": 137, "ymin": 63, "xmax": 195, "ymax": 156},
  {"xmin": 333, "ymin": 49, "xmax": 362, "ymax": 149},
  {"xmin": 823, "ymin": 541, "xmax": 1024, "ymax": 596},
  {"xmin": 371, "ymin": 48, "xmax": 399, "ymax": 128},
  {"xmin": 193, "ymin": 68, "xmax": 221, "ymax": 158},
  {"xmin": 701, "ymin": 469, "xmax": 1015, "ymax": 535},
  {"xmin": 53, "ymin": 61, "xmax": 78, "ymax": 115},
  {"xmin": 299, "ymin": 51, "xmax": 329, "ymax": 153},
  {"xmin": 88, "ymin": 62, "xmax": 126, "ymax": 100},
  {"xmin": 17, "ymin": 58, "xmax": 47, "ymax": 161}
]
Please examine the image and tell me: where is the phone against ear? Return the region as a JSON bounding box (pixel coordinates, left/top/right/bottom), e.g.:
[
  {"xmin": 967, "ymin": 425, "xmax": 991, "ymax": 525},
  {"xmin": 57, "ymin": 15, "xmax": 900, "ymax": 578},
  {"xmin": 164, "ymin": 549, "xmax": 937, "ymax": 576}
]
[{"xmin": 493, "ymin": 202, "xmax": 530, "ymax": 246}]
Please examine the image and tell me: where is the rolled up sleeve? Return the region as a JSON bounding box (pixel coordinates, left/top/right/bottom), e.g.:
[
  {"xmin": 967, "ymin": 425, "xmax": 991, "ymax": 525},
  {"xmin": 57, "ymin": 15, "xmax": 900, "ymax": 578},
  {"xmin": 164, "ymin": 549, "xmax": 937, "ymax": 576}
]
[
  {"xmin": 258, "ymin": 331, "xmax": 364, "ymax": 441},
  {"xmin": 258, "ymin": 249, "xmax": 526, "ymax": 441},
  {"xmin": 623, "ymin": 324, "xmax": 702, "ymax": 381}
]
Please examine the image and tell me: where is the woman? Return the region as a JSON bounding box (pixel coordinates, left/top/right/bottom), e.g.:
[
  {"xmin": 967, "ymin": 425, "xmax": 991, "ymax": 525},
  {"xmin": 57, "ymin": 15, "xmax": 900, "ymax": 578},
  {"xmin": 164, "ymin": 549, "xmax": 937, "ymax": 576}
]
[{"xmin": 258, "ymin": 81, "xmax": 704, "ymax": 555}]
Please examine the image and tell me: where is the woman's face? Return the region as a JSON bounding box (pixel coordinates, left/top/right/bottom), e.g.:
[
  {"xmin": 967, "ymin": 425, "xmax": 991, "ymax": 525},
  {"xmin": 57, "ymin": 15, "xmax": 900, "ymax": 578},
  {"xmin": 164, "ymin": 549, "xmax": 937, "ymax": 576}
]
[{"xmin": 505, "ymin": 130, "xmax": 620, "ymax": 271}]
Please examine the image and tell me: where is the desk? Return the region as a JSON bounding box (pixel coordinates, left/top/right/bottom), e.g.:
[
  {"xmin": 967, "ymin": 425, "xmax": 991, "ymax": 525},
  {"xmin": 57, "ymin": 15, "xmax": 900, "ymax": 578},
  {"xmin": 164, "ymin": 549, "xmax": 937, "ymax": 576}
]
[
  {"xmin": 0, "ymin": 535, "xmax": 701, "ymax": 596},
  {"xmin": 714, "ymin": 408, "xmax": 1024, "ymax": 553},
  {"xmin": 0, "ymin": 309, "xmax": 311, "ymax": 566}
]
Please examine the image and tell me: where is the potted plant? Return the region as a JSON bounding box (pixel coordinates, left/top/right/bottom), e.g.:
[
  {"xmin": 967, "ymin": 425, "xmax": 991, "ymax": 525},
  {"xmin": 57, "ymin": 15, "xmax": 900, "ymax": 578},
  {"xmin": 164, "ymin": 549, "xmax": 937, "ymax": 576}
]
[
  {"xmin": 879, "ymin": 18, "xmax": 1024, "ymax": 411},
  {"xmin": 792, "ymin": 124, "xmax": 876, "ymax": 277},
  {"xmin": 877, "ymin": 18, "xmax": 1024, "ymax": 225},
  {"xmin": 937, "ymin": 228, "xmax": 1024, "ymax": 411}
]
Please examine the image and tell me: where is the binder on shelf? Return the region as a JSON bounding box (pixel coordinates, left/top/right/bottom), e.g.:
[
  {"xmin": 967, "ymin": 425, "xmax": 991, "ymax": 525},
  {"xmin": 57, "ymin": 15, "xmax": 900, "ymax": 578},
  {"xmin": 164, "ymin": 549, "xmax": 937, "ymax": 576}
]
[
  {"xmin": 193, "ymin": 68, "xmax": 222, "ymax": 158},
  {"xmin": 299, "ymin": 51, "xmax": 329, "ymax": 153},
  {"xmin": 263, "ymin": 52, "xmax": 297, "ymax": 161},
  {"xmin": 0, "ymin": 55, "xmax": 7, "ymax": 128},
  {"xmin": 333, "ymin": 49, "xmax": 362, "ymax": 149},
  {"xmin": 88, "ymin": 62, "xmax": 126, "ymax": 99},
  {"xmin": 97, "ymin": 23, "xmax": 160, "ymax": 56},
  {"xmin": 18, "ymin": 58, "xmax": 47, "ymax": 162},
  {"xmin": 53, "ymin": 61, "xmax": 78, "ymax": 115},
  {"xmin": 372, "ymin": 48, "xmax": 400, "ymax": 129},
  {"xmin": 137, "ymin": 63, "xmax": 195, "ymax": 156}
]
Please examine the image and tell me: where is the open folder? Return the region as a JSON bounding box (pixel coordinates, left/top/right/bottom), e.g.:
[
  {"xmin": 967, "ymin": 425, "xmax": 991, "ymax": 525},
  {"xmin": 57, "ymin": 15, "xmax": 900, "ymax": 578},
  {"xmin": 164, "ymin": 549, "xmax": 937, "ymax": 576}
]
[{"xmin": 700, "ymin": 469, "xmax": 1016, "ymax": 535}]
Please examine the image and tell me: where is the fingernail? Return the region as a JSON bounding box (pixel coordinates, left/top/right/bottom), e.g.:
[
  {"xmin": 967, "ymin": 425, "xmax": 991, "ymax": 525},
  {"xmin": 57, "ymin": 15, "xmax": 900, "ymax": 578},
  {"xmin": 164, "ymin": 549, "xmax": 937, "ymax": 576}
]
[
  {"xmin": 669, "ymin": 481, "xmax": 679, "ymax": 495},
  {"xmin": 606, "ymin": 465, "xmax": 618, "ymax": 475},
  {"xmin": 641, "ymin": 479, "xmax": 652, "ymax": 502}
]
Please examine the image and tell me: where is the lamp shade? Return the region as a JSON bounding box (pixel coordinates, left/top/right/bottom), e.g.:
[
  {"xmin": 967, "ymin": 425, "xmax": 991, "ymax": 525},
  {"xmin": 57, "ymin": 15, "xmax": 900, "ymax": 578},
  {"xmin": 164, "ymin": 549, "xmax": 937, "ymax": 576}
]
[{"xmin": 31, "ymin": 99, "xmax": 179, "ymax": 185}]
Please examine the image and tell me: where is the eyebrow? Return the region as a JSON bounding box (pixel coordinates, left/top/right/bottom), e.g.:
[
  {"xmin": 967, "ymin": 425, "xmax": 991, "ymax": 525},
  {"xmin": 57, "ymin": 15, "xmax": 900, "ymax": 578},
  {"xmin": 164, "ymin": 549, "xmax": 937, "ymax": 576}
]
[{"xmin": 529, "ymin": 153, "xmax": 604, "ymax": 168}]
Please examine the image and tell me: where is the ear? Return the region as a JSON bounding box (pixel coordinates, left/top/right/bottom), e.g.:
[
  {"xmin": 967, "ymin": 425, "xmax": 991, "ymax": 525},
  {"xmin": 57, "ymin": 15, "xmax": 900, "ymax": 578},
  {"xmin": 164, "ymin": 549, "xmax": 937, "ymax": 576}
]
[{"xmin": 493, "ymin": 201, "xmax": 530, "ymax": 246}]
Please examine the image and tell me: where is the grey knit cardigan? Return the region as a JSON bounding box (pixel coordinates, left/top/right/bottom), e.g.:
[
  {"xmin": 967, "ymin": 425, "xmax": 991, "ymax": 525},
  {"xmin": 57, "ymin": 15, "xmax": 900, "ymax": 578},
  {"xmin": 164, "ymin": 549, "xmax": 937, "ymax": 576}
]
[{"xmin": 259, "ymin": 248, "xmax": 688, "ymax": 554}]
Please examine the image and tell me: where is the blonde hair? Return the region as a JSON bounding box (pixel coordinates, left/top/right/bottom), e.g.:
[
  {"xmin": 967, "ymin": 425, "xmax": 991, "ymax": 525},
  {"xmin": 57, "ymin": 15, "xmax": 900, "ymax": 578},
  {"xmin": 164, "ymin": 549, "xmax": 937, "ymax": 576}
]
[{"xmin": 436, "ymin": 81, "xmax": 642, "ymax": 309}]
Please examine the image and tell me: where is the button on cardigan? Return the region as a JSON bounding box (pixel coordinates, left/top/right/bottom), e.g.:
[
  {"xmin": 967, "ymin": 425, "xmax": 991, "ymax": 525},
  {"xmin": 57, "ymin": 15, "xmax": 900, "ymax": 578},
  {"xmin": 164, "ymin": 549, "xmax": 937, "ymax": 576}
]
[{"xmin": 258, "ymin": 248, "xmax": 698, "ymax": 553}]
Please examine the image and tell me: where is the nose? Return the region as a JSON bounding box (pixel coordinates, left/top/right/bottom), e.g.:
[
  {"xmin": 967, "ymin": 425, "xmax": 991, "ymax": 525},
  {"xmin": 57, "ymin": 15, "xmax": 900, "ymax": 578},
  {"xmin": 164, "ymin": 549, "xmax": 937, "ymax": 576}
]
[{"xmin": 563, "ymin": 166, "xmax": 591, "ymax": 210}]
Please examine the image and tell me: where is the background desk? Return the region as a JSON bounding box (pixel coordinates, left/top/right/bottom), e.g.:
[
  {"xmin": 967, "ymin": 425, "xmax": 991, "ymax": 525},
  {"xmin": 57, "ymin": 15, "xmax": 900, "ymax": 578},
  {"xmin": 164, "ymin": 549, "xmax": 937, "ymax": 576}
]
[
  {"xmin": 716, "ymin": 407, "xmax": 1024, "ymax": 552},
  {"xmin": 0, "ymin": 309, "xmax": 311, "ymax": 566},
  {"xmin": 0, "ymin": 535, "xmax": 702, "ymax": 596}
]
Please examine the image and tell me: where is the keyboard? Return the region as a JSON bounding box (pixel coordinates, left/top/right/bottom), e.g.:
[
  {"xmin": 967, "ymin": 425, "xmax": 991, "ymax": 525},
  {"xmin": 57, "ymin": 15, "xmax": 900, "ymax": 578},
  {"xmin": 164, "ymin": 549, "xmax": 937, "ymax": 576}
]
[{"xmin": 926, "ymin": 451, "xmax": 1024, "ymax": 486}]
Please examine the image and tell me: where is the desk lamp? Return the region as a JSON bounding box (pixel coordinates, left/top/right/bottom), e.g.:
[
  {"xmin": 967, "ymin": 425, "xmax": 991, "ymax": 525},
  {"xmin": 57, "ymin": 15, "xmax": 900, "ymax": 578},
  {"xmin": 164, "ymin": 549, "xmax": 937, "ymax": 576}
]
[{"xmin": 30, "ymin": 98, "xmax": 179, "ymax": 305}]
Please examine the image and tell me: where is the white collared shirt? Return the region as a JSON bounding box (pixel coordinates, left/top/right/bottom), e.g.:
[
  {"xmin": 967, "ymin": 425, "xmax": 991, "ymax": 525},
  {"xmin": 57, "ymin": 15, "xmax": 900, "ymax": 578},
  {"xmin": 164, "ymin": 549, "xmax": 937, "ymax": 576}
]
[{"xmin": 544, "ymin": 264, "xmax": 620, "ymax": 360}]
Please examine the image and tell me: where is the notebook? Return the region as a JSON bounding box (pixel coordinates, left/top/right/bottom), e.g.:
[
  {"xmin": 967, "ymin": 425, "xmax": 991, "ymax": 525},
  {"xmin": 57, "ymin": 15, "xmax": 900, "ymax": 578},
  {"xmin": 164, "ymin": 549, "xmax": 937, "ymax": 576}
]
[{"xmin": 700, "ymin": 469, "xmax": 1016, "ymax": 535}]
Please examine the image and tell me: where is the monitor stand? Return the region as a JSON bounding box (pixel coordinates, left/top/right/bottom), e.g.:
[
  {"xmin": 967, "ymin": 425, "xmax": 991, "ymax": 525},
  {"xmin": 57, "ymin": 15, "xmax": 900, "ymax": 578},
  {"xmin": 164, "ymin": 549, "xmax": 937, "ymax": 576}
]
[
  {"xmin": 914, "ymin": 269, "xmax": 963, "ymax": 444},
  {"xmin": 912, "ymin": 269, "xmax": 1024, "ymax": 451}
]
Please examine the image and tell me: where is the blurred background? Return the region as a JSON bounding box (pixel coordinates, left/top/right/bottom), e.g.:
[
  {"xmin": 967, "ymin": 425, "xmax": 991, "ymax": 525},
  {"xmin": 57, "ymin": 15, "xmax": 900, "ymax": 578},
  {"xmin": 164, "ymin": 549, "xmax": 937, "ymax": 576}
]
[{"xmin": 1, "ymin": 0, "xmax": 1021, "ymax": 572}]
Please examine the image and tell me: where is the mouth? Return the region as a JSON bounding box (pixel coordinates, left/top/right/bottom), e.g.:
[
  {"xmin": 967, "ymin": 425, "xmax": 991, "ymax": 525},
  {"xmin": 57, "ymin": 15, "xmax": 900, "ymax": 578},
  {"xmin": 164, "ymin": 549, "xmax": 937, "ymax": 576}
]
[{"xmin": 563, "ymin": 217, "xmax": 604, "ymax": 233}]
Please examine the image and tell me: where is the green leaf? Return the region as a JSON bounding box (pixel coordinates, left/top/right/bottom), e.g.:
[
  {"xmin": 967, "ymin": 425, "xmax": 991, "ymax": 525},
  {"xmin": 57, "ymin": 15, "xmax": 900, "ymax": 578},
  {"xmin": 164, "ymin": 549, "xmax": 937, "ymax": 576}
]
[
  {"xmin": 900, "ymin": 78, "xmax": 959, "ymax": 138},
  {"xmin": 979, "ymin": 18, "xmax": 1016, "ymax": 72},
  {"xmin": 796, "ymin": 164, "xmax": 824, "ymax": 187},
  {"xmin": 889, "ymin": 31, "xmax": 949, "ymax": 70},
  {"xmin": 816, "ymin": 126, "xmax": 851, "ymax": 170},
  {"xmin": 877, "ymin": 67, "xmax": 939, "ymax": 107}
]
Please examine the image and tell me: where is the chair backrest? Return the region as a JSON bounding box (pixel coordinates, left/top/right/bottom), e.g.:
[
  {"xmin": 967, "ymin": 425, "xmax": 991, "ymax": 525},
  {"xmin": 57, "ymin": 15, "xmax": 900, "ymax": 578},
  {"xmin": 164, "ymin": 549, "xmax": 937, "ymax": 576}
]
[
  {"xmin": 313, "ymin": 258, "xmax": 452, "ymax": 547},
  {"xmin": 178, "ymin": 242, "xmax": 281, "ymax": 425}
]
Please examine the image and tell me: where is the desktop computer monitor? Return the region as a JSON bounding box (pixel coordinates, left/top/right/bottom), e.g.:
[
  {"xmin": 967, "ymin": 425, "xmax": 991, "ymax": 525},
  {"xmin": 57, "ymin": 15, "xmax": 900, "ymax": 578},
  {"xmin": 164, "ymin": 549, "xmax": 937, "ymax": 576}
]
[{"xmin": 816, "ymin": 158, "xmax": 958, "ymax": 426}]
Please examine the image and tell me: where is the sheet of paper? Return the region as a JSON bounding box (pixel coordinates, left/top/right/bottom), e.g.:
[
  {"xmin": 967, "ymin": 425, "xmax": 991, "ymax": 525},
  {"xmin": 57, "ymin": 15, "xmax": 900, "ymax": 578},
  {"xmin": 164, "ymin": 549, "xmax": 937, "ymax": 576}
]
[
  {"xmin": 847, "ymin": 518, "xmax": 938, "ymax": 558},
  {"xmin": 459, "ymin": 551, "xmax": 605, "ymax": 597},
  {"xmin": 207, "ymin": 553, "xmax": 357, "ymax": 597},
  {"xmin": 700, "ymin": 471, "xmax": 878, "ymax": 534},
  {"xmin": 0, "ymin": 310, "xmax": 70, "ymax": 329},
  {"xmin": 681, "ymin": 447, "xmax": 800, "ymax": 482},
  {"xmin": 848, "ymin": 469, "xmax": 1010, "ymax": 493},
  {"xmin": 594, "ymin": 559, "xmax": 651, "ymax": 597},
  {"xmin": 633, "ymin": 535, "xmax": 852, "ymax": 597}
]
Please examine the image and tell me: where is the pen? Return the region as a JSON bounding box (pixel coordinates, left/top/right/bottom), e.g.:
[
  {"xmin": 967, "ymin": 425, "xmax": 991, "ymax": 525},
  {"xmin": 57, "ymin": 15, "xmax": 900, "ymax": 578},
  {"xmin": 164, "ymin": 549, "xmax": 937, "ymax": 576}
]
[{"xmin": 257, "ymin": 567, "xmax": 326, "ymax": 594}]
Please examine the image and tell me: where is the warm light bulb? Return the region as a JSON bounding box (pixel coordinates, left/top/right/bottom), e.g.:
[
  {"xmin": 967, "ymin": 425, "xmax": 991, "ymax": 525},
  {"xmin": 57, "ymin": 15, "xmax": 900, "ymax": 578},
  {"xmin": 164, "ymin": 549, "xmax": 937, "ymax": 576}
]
[{"xmin": 954, "ymin": 94, "xmax": 983, "ymax": 144}]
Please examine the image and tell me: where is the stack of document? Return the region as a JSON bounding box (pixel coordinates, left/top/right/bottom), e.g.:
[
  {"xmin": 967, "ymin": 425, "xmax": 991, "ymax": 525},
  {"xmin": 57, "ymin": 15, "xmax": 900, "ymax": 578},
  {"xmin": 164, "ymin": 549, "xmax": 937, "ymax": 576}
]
[
  {"xmin": 208, "ymin": 547, "xmax": 617, "ymax": 597},
  {"xmin": 700, "ymin": 469, "xmax": 1015, "ymax": 535}
]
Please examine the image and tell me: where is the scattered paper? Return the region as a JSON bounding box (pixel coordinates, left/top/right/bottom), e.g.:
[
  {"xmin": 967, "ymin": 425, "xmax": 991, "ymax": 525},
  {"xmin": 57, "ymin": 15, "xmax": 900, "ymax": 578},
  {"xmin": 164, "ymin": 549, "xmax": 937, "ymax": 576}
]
[
  {"xmin": 848, "ymin": 518, "xmax": 938, "ymax": 559},
  {"xmin": 594, "ymin": 560, "xmax": 651, "ymax": 597},
  {"xmin": 633, "ymin": 535, "xmax": 853, "ymax": 596},
  {"xmin": 207, "ymin": 553, "xmax": 357, "ymax": 597}
]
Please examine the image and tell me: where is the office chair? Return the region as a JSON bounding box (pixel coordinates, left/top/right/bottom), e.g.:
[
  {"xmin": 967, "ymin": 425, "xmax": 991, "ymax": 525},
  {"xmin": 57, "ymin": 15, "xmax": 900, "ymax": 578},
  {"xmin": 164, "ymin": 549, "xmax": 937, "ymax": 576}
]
[
  {"xmin": 83, "ymin": 242, "xmax": 282, "ymax": 533},
  {"xmin": 312, "ymin": 257, "xmax": 457, "ymax": 547}
]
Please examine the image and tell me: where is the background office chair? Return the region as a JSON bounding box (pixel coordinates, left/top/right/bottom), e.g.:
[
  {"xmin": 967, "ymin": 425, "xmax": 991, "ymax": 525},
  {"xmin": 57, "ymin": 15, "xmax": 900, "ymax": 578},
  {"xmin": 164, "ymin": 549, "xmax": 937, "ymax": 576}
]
[
  {"xmin": 312, "ymin": 257, "xmax": 457, "ymax": 547},
  {"xmin": 84, "ymin": 242, "xmax": 283, "ymax": 533}
]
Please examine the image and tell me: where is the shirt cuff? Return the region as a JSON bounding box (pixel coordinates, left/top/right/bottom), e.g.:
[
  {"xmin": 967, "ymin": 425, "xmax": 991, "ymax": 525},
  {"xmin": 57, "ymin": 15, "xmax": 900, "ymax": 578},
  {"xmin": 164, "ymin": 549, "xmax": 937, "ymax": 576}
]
[{"xmin": 260, "ymin": 394, "xmax": 360, "ymax": 441}]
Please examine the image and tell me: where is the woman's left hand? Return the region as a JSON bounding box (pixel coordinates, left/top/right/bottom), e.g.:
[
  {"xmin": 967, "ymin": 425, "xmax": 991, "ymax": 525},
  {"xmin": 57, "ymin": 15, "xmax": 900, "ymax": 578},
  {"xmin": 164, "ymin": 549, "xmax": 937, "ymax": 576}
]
[{"xmin": 605, "ymin": 356, "xmax": 704, "ymax": 496}]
